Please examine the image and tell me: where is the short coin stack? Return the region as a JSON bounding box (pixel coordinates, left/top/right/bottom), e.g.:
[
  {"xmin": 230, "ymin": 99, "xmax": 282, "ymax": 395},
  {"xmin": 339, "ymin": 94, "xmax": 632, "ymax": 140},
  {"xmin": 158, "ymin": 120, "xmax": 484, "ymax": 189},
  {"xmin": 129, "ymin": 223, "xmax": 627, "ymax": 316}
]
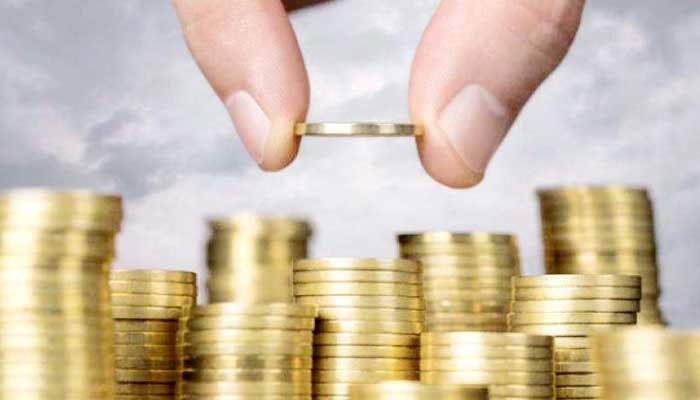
[
  {"xmin": 420, "ymin": 332, "xmax": 554, "ymax": 399},
  {"xmin": 206, "ymin": 214, "xmax": 312, "ymax": 303},
  {"xmin": 508, "ymin": 274, "xmax": 642, "ymax": 400},
  {"xmin": 111, "ymin": 269, "xmax": 197, "ymax": 399},
  {"xmin": 293, "ymin": 258, "xmax": 424, "ymax": 399},
  {"xmin": 397, "ymin": 232, "xmax": 519, "ymax": 332},
  {"xmin": 183, "ymin": 303, "xmax": 316, "ymax": 399},
  {"xmin": 538, "ymin": 186, "xmax": 664, "ymax": 324},
  {"xmin": 591, "ymin": 327, "xmax": 698, "ymax": 399},
  {"xmin": 349, "ymin": 380, "xmax": 488, "ymax": 400},
  {"xmin": 0, "ymin": 189, "xmax": 122, "ymax": 399}
]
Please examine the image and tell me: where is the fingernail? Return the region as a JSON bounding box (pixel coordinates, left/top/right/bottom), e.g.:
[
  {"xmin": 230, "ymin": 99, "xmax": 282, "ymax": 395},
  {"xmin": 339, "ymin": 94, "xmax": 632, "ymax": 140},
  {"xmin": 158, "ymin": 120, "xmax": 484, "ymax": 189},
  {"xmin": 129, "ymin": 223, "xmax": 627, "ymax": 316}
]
[
  {"xmin": 437, "ymin": 84, "xmax": 511, "ymax": 174},
  {"xmin": 226, "ymin": 91, "xmax": 270, "ymax": 164}
]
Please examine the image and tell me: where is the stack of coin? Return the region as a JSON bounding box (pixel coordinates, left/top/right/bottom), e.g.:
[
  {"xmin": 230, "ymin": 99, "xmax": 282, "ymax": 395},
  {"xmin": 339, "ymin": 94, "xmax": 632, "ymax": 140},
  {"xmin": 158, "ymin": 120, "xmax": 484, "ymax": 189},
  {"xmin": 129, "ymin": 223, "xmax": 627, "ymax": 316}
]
[
  {"xmin": 183, "ymin": 302, "xmax": 316, "ymax": 398},
  {"xmin": 111, "ymin": 269, "xmax": 197, "ymax": 399},
  {"xmin": 206, "ymin": 213, "xmax": 312, "ymax": 303},
  {"xmin": 397, "ymin": 232, "xmax": 519, "ymax": 332},
  {"xmin": 538, "ymin": 186, "xmax": 664, "ymax": 325},
  {"xmin": 591, "ymin": 327, "xmax": 698, "ymax": 399},
  {"xmin": 293, "ymin": 258, "xmax": 424, "ymax": 399},
  {"xmin": 420, "ymin": 332, "xmax": 554, "ymax": 399},
  {"xmin": 349, "ymin": 380, "xmax": 488, "ymax": 400},
  {"xmin": 0, "ymin": 189, "xmax": 122, "ymax": 398},
  {"xmin": 509, "ymin": 274, "xmax": 641, "ymax": 400}
]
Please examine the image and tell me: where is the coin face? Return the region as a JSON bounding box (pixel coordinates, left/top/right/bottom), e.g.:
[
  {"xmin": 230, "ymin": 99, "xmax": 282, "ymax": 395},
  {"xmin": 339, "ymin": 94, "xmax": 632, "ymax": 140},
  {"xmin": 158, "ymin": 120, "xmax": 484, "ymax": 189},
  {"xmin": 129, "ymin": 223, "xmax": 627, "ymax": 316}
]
[{"xmin": 294, "ymin": 122, "xmax": 422, "ymax": 137}]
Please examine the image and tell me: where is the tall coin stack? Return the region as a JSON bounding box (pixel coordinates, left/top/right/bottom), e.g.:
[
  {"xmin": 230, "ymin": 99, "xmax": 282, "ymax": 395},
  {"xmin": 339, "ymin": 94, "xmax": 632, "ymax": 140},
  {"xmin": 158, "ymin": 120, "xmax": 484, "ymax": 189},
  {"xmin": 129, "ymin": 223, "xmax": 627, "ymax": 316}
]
[
  {"xmin": 349, "ymin": 380, "xmax": 488, "ymax": 400},
  {"xmin": 397, "ymin": 232, "xmax": 519, "ymax": 332},
  {"xmin": 420, "ymin": 332, "xmax": 555, "ymax": 399},
  {"xmin": 183, "ymin": 303, "xmax": 317, "ymax": 399},
  {"xmin": 591, "ymin": 327, "xmax": 698, "ymax": 399},
  {"xmin": 0, "ymin": 189, "xmax": 122, "ymax": 399},
  {"xmin": 508, "ymin": 275, "xmax": 641, "ymax": 400},
  {"xmin": 110, "ymin": 269, "xmax": 197, "ymax": 399},
  {"xmin": 293, "ymin": 258, "xmax": 424, "ymax": 399},
  {"xmin": 206, "ymin": 214, "xmax": 312, "ymax": 303},
  {"xmin": 537, "ymin": 186, "xmax": 664, "ymax": 325}
]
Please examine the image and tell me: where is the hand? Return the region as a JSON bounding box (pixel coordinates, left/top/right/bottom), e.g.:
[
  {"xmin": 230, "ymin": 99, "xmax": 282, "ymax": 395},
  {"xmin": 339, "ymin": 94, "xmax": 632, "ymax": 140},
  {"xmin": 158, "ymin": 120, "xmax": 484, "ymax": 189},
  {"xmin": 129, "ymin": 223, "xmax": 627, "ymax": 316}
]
[{"xmin": 172, "ymin": 0, "xmax": 585, "ymax": 188}]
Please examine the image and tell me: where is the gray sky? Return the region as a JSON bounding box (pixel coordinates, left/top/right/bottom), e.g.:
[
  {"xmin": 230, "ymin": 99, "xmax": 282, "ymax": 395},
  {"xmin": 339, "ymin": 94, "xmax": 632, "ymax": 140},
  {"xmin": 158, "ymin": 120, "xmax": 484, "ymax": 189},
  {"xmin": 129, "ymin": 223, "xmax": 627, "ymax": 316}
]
[{"xmin": 1, "ymin": 1, "xmax": 698, "ymax": 325}]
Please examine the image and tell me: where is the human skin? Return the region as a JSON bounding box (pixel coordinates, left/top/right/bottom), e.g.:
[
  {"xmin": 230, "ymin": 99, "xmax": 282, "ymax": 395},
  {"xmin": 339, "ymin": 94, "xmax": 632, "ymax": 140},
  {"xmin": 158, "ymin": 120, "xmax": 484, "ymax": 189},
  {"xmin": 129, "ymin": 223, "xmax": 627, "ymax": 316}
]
[{"xmin": 172, "ymin": 0, "xmax": 585, "ymax": 188}]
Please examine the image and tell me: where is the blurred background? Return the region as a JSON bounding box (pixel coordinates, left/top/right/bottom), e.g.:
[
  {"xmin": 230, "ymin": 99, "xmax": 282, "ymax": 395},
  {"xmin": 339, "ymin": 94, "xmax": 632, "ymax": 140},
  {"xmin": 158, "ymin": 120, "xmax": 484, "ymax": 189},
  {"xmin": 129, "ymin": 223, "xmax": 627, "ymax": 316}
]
[{"xmin": 1, "ymin": 1, "xmax": 697, "ymax": 325}]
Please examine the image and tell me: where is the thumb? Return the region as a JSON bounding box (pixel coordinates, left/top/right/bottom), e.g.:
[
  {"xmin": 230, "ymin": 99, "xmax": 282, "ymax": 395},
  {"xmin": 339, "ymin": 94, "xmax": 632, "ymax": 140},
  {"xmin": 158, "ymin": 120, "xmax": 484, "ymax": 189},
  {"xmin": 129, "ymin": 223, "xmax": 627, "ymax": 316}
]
[
  {"xmin": 410, "ymin": 0, "xmax": 585, "ymax": 187},
  {"xmin": 172, "ymin": 0, "xmax": 309, "ymax": 171}
]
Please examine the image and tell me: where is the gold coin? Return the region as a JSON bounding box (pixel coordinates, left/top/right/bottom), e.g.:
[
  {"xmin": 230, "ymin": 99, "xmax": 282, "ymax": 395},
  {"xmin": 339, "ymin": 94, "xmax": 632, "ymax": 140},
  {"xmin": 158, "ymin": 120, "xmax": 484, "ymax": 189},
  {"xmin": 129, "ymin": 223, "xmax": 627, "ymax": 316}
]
[
  {"xmin": 555, "ymin": 373, "xmax": 599, "ymax": 386},
  {"xmin": 399, "ymin": 244, "xmax": 516, "ymax": 257},
  {"xmin": 186, "ymin": 343, "xmax": 313, "ymax": 357},
  {"xmin": 188, "ymin": 315, "xmax": 314, "ymax": 331},
  {"xmin": 556, "ymin": 386, "xmax": 603, "ymax": 398},
  {"xmin": 508, "ymin": 312, "xmax": 637, "ymax": 325},
  {"xmin": 316, "ymin": 307, "xmax": 423, "ymax": 322},
  {"xmin": 349, "ymin": 381, "xmax": 488, "ymax": 400},
  {"xmin": 420, "ymin": 371, "xmax": 554, "ymax": 385},
  {"xmin": 186, "ymin": 355, "xmax": 312, "ymax": 370},
  {"xmin": 553, "ymin": 337, "xmax": 591, "ymax": 349},
  {"xmin": 313, "ymin": 333, "xmax": 418, "ymax": 347},
  {"xmin": 113, "ymin": 319, "xmax": 179, "ymax": 332},
  {"xmin": 293, "ymin": 270, "xmax": 418, "ymax": 283},
  {"xmin": 184, "ymin": 381, "xmax": 310, "ymax": 395},
  {"xmin": 421, "ymin": 345, "xmax": 552, "ymax": 360},
  {"xmin": 114, "ymin": 344, "xmax": 180, "ymax": 357},
  {"xmin": 513, "ymin": 323, "xmax": 632, "ymax": 336},
  {"xmin": 208, "ymin": 213, "xmax": 311, "ymax": 237},
  {"xmin": 313, "ymin": 383, "xmax": 356, "ymax": 396},
  {"xmin": 115, "ymin": 369, "xmax": 178, "ymax": 383},
  {"xmin": 114, "ymin": 332, "xmax": 177, "ymax": 345},
  {"xmin": 424, "ymin": 289, "xmax": 510, "ymax": 301},
  {"xmin": 315, "ymin": 320, "xmax": 422, "ymax": 334},
  {"xmin": 426, "ymin": 312, "xmax": 506, "ymax": 324},
  {"xmin": 313, "ymin": 370, "xmax": 419, "ymax": 383},
  {"xmin": 296, "ymin": 295, "xmax": 423, "ymax": 310},
  {"xmin": 397, "ymin": 232, "xmax": 516, "ymax": 246},
  {"xmin": 191, "ymin": 303, "xmax": 317, "ymax": 318},
  {"xmin": 110, "ymin": 293, "xmax": 195, "ymax": 307},
  {"xmin": 294, "ymin": 282, "xmax": 420, "ymax": 297},
  {"xmin": 115, "ymin": 357, "xmax": 180, "ymax": 370},
  {"xmin": 314, "ymin": 345, "xmax": 418, "ymax": 359},
  {"xmin": 555, "ymin": 348, "xmax": 592, "ymax": 362},
  {"xmin": 116, "ymin": 383, "xmax": 175, "ymax": 395},
  {"xmin": 111, "ymin": 269, "xmax": 195, "ymax": 283},
  {"xmin": 555, "ymin": 361, "xmax": 596, "ymax": 373},
  {"xmin": 512, "ymin": 286, "xmax": 641, "ymax": 300},
  {"xmin": 421, "ymin": 332, "xmax": 552, "ymax": 347},
  {"xmin": 294, "ymin": 122, "xmax": 422, "ymax": 137},
  {"xmin": 513, "ymin": 274, "xmax": 641, "ymax": 288},
  {"xmin": 184, "ymin": 368, "xmax": 311, "ymax": 382},
  {"xmin": 423, "ymin": 323, "xmax": 507, "ymax": 332},
  {"xmin": 510, "ymin": 299, "xmax": 640, "ymax": 313},
  {"xmin": 112, "ymin": 305, "xmax": 186, "ymax": 320},
  {"xmin": 295, "ymin": 258, "xmax": 418, "ymax": 272},
  {"xmin": 110, "ymin": 280, "xmax": 196, "ymax": 296},
  {"xmin": 115, "ymin": 396, "xmax": 173, "ymax": 400},
  {"xmin": 420, "ymin": 358, "xmax": 552, "ymax": 372},
  {"xmin": 423, "ymin": 277, "xmax": 511, "ymax": 289},
  {"xmin": 186, "ymin": 329, "xmax": 312, "ymax": 343},
  {"xmin": 313, "ymin": 357, "xmax": 418, "ymax": 371},
  {"xmin": 487, "ymin": 384, "xmax": 554, "ymax": 397},
  {"xmin": 426, "ymin": 299, "xmax": 507, "ymax": 313}
]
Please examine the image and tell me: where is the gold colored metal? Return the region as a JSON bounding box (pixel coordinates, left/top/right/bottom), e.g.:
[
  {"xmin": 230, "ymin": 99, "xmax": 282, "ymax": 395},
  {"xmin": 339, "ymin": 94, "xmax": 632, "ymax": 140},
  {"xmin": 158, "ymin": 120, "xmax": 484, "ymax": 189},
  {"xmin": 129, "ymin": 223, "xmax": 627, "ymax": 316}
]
[{"xmin": 295, "ymin": 122, "xmax": 422, "ymax": 137}]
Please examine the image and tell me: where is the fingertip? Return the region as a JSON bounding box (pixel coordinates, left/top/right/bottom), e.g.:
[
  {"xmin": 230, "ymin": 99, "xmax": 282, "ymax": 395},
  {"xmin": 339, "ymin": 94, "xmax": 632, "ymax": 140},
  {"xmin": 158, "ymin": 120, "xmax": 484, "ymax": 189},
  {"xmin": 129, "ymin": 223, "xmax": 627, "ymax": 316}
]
[
  {"xmin": 258, "ymin": 121, "xmax": 302, "ymax": 171},
  {"xmin": 416, "ymin": 123, "xmax": 485, "ymax": 189}
]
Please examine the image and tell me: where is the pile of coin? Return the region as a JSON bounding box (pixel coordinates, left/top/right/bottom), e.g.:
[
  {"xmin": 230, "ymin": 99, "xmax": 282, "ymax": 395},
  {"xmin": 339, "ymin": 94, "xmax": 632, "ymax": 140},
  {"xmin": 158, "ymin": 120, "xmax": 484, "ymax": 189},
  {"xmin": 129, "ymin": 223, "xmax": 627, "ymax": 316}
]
[
  {"xmin": 538, "ymin": 185, "xmax": 664, "ymax": 324},
  {"xmin": 206, "ymin": 213, "xmax": 312, "ymax": 303},
  {"xmin": 397, "ymin": 232, "xmax": 519, "ymax": 332},
  {"xmin": 182, "ymin": 302, "xmax": 316, "ymax": 398},
  {"xmin": 0, "ymin": 189, "xmax": 122, "ymax": 398},
  {"xmin": 420, "ymin": 332, "xmax": 554, "ymax": 399},
  {"xmin": 111, "ymin": 269, "xmax": 197, "ymax": 399},
  {"xmin": 293, "ymin": 258, "xmax": 424, "ymax": 399},
  {"xmin": 509, "ymin": 274, "xmax": 641, "ymax": 400},
  {"xmin": 349, "ymin": 380, "xmax": 488, "ymax": 400},
  {"xmin": 591, "ymin": 327, "xmax": 698, "ymax": 399}
]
